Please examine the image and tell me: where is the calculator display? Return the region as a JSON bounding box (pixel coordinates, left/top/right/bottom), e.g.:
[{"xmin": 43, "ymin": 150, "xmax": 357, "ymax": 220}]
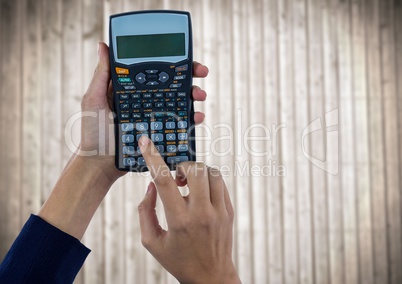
[
  {"xmin": 109, "ymin": 11, "xmax": 195, "ymax": 172},
  {"xmin": 117, "ymin": 33, "xmax": 185, "ymax": 59}
]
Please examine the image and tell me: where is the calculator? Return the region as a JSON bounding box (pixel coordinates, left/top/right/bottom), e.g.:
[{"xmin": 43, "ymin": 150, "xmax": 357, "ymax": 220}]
[{"xmin": 109, "ymin": 11, "xmax": 195, "ymax": 171}]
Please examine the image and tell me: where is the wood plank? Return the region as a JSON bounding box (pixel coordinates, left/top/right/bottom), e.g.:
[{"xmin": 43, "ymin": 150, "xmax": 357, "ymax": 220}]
[
  {"xmin": 246, "ymin": 0, "xmax": 269, "ymax": 282},
  {"xmin": 21, "ymin": 0, "xmax": 42, "ymax": 221},
  {"xmin": 262, "ymin": 0, "xmax": 284, "ymax": 283},
  {"xmin": 323, "ymin": 0, "xmax": 344, "ymax": 283},
  {"xmin": 198, "ymin": 0, "xmax": 217, "ymax": 167},
  {"xmin": 351, "ymin": 0, "xmax": 374, "ymax": 283},
  {"xmin": 0, "ymin": 0, "xmax": 23, "ymax": 258},
  {"xmin": 365, "ymin": 0, "xmax": 389, "ymax": 283},
  {"xmin": 380, "ymin": 0, "xmax": 402, "ymax": 283},
  {"xmin": 61, "ymin": 0, "xmax": 82, "ymax": 165},
  {"xmin": 81, "ymin": 0, "xmax": 105, "ymax": 283},
  {"xmin": 292, "ymin": 0, "xmax": 314, "ymax": 283},
  {"xmin": 307, "ymin": 0, "xmax": 330, "ymax": 283},
  {"xmin": 336, "ymin": 0, "xmax": 360, "ymax": 283},
  {"xmin": 231, "ymin": 0, "xmax": 253, "ymax": 282},
  {"xmin": 277, "ymin": 0, "xmax": 299, "ymax": 283},
  {"xmin": 0, "ymin": 0, "xmax": 3, "ymax": 258},
  {"xmin": 396, "ymin": 2, "xmax": 402, "ymax": 284},
  {"xmin": 0, "ymin": 0, "xmax": 6, "ymax": 258},
  {"xmin": 40, "ymin": 0, "xmax": 63, "ymax": 202}
]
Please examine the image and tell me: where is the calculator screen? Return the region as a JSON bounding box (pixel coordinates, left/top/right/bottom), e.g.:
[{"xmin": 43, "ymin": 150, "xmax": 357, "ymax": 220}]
[{"xmin": 117, "ymin": 33, "xmax": 185, "ymax": 59}]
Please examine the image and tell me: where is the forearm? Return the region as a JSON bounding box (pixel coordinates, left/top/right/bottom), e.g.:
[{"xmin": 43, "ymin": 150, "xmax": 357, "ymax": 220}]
[{"xmin": 38, "ymin": 154, "xmax": 117, "ymax": 240}]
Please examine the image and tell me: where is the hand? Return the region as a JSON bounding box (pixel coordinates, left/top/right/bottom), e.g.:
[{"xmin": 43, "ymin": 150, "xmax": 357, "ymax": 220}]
[
  {"xmin": 78, "ymin": 42, "xmax": 209, "ymax": 181},
  {"xmin": 137, "ymin": 137, "xmax": 241, "ymax": 284}
]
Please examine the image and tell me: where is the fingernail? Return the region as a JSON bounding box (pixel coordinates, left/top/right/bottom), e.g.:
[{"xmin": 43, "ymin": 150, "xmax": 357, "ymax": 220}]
[
  {"xmin": 146, "ymin": 182, "xmax": 153, "ymax": 195},
  {"xmin": 138, "ymin": 136, "xmax": 150, "ymax": 147},
  {"xmin": 97, "ymin": 42, "xmax": 101, "ymax": 56}
]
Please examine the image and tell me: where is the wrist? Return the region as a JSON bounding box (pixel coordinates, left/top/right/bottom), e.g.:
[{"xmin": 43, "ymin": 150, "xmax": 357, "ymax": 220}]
[
  {"xmin": 75, "ymin": 151, "xmax": 124, "ymax": 185},
  {"xmin": 38, "ymin": 153, "xmax": 117, "ymax": 240},
  {"xmin": 181, "ymin": 263, "xmax": 240, "ymax": 284},
  {"xmin": 220, "ymin": 263, "xmax": 241, "ymax": 284}
]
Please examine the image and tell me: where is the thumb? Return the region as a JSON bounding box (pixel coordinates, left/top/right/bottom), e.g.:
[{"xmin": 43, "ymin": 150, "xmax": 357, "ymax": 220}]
[
  {"xmin": 84, "ymin": 42, "xmax": 110, "ymax": 101},
  {"xmin": 138, "ymin": 182, "xmax": 164, "ymax": 251}
]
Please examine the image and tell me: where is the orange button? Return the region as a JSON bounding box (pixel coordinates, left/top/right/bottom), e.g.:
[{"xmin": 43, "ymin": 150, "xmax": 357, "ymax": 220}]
[{"xmin": 115, "ymin": 67, "xmax": 129, "ymax": 74}]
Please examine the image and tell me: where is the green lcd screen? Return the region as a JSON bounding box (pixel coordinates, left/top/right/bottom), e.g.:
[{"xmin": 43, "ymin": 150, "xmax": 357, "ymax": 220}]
[{"xmin": 117, "ymin": 33, "xmax": 185, "ymax": 59}]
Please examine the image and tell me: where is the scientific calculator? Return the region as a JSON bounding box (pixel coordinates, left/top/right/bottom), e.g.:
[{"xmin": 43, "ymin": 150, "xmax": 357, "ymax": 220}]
[{"xmin": 109, "ymin": 11, "xmax": 195, "ymax": 171}]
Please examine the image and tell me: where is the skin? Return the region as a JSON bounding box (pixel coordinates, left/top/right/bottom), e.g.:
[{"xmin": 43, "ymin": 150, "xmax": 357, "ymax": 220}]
[{"xmin": 38, "ymin": 42, "xmax": 240, "ymax": 283}]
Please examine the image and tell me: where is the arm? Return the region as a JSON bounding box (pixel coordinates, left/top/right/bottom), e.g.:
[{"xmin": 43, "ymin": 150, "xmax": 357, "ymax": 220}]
[{"xmin": 138, "ymin": 136, "xmax": 241, "ymax": 284}]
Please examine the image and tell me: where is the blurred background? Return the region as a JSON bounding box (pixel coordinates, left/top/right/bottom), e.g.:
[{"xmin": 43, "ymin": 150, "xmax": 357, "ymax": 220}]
[{"xmin": 0, "ymin": 0, "xmax": 401, "ymax": 283}]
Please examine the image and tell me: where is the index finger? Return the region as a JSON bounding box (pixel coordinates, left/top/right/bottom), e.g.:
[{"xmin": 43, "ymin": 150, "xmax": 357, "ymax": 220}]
[{"xmin": 139, "ymin": 136, "xmax": 185, "ymax": 214}]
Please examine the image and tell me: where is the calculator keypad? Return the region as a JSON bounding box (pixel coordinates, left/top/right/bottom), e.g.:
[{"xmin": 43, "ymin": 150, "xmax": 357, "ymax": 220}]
[
  {"xmin": 114, "ymin": 62, "xmax": 192, "ymax": 171},
  {"xmin": 118, "ymin": 89, "xmax": 191, "ymax": 169}
]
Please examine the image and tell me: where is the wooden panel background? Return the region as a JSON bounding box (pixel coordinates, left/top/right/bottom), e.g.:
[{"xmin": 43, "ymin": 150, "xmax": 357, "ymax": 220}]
[{"xmin": 0, "ymin": 0, "xmax": 401, "ymax": 283}]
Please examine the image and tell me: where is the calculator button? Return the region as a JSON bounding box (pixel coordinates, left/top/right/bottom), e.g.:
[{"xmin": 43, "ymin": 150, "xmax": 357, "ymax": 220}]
[
  {"xmin": 135, "ymin": 73, "xmax": 146, "ymax": 83},
  {"xmin": 120, "ymin": 94, "xmax": 129, "ymax": 99},
  {"xmin": 136, "ymin": 122, "xmax": 149, "ymax": 131},
  {"xmin": 174, "ymin": 75, "xmax": 186, "ymax": 80},
  {"xmin": 151, "ymin": 134, "xmax": 164, "ymax": 142},
  {"xmin": 146, "ymin": 74, "xmax": 158, "ymax": 80},
  {"xmin": 120, "ymin": 103, "xmax": 130, "ymax": 109},
  {"xmin": 147, "ymin": 81, "xmax": 159, "ymax": 86},
  {"xmin": 167, "ymin": 145, "xmax": 177, "ymax": 153},
  {"xmin": 121, "ymin": 113, "xmax": 130, "ymax": 119},
  {"xmin": 132, "ymin": 103, "xmax": 141, "ymax": 109},
  {"xmin": 170, "ymin": 83, "xmax": 182, "ymax": 88},
  {"xmin": 165, "ymin": 122, "xmax": 176, "ymax": 129},
  {"xmin": 143, "ymin": 103, "xmax": 152, "ymax": 108},
  {"xmin": 121, "ymin": 123, "xmax": 134, "ymax": 132},
  {"xmin": 146, "ymin": 69, "xmax": 158, "ymax": 74},
  {"xmin": 151, "ymin": 122, "xmax": 163, "ymax": 130},
  {"xmin": 166, "ymin": 133, "xmax": 176, "ymax": 141},
  {"xmin": 122, "ymin": 146, "xmax": 135, "ymax": 155},
  {"xmin": 177, "ymin": 92, "xmax": 186, "ymax": 97},
  {"xmin": 124, "ymin": 85, "xmax": 135, "ymax": 90},
  {"xmin": 122, "ymin": 135, "xmax": 134, "ymax": 143},
  {"xmin": 167, "ymin": 156, "xmax": 189, "ymax": 164},
  {"xmin": 123, "ymin": 158, "xmax": 136, "ymax": 166},
  {"xmin": 178, "ymin": 111, "xmax": 187, "ymax": 116},
  {"xmin": 178, "ymin": 145, "xmax": 188, "ymax": 152},
  {"xmin": 178, "ymin": 133, "xmax": 188, "ymax": 140},
  {"xmin": 138, "ymin": 157, "xmax": 146, "ymax": 166},
  {"xmin": 132, "ymin": 113, "xmax": 142, "ymax": 119},
  {"xmin": 154, "ymin": 93, "xmax": 163, "ymax": 98},
  {"xmin": 143, "ymin": 93, "xmax": 152, "ymax": 99},
  {"xmin": 131, "ymin": 94, "xmax": 141, "ymax": 99},
  {"xmin": 118, "ymin": 77, "xmax": 132, "ymax": 83},
  {"xmin": 166, "ymin": 102, "xmax": 176, "ymax": 108},
  {"xmin": 144, "ymin": 113, "xmax": 152, "ymax": 118},
  {"xmin": 178, "ymin": 121, "xmax": 187, "ymax": 129},
  {"xmin": 115, "ymin": 67, "xmax": 129, "ymax": 74},
  {"xmin": 159, "ymin": 72, "xmax": 169, "ymax": 82},
  {"xmin": 154, "ymin": 102, "xmax": 164, "ymax": 108},
  {"xmin": 165, "ymin": 92, "xmax": 175, "ymax": 98},
  {"xmin": 175, "ymin": 64, "xmax": 188, "ymax": 72},
  {"xmin": 136, "ymin": 133, "xmax": 148, "ymax": 141},
  {"xmin": 155, "ymin": 145, "xmax": 165, "ymax": 153},
  {"xmin": 178, "ymin": 101, "xmax": 187, "ymax": 107}
]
